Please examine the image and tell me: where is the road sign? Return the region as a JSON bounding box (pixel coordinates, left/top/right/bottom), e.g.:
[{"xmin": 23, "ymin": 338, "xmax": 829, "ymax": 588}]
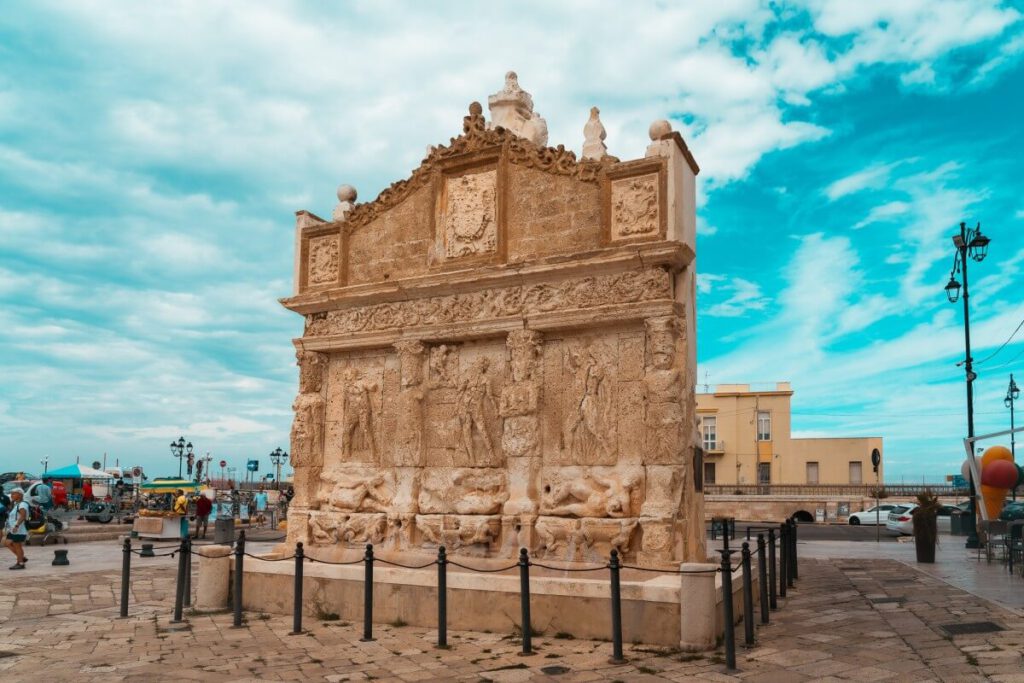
[
  {"xmin": 92, "ymin": 460, "xmax": 102, "ymax": 470},
  {"xmin": 247, "ymin": 459, "xmax": 259, "ymax": 472},
  {"xmin": 131, "ymin": 466, "xmax": 142, "ymax": 478},
  {"xmin": 219, "ymin": 460, "xmax": 227, "ymax": 468}
]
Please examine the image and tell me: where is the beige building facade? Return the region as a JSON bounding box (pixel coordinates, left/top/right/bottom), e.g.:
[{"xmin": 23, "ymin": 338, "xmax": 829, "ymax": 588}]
[{"xmin": 697, "ymin": 383, "xmax": 883, "ymax": 487}]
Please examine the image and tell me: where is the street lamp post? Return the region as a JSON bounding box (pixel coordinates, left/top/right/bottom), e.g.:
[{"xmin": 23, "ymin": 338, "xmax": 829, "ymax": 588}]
[
  {"xmin": 1007, "ymin": 375, "xmax": 1020, "ymax": 499},
  {"xmin": 944, "ymin": 221, "xmax": 990, "ymax": 549},
  {"xmin": 269, "ymin": 447, "xmax": 288, "ymax": 491},
  {"xmin": 169, "ymin": 436, "xmax": 194, "ymax": 480},
  {"xmin": 40, "ymin": 455, "xmax": 49, "ymax": 475}
]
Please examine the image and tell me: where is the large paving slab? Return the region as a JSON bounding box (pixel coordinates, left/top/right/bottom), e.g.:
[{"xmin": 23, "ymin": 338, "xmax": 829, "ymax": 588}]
[{"xmin": 1, "ymin": 542, "xmax": 1021, "ymax": 681}]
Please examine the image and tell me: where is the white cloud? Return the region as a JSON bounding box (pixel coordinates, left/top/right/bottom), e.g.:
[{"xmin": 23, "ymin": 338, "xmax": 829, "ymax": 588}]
[
  {"xmin": 696, "ymin": 273, "xmax": 726, "ymax": 295},
  {"xmin": 824, "ymin": 162, "xmax": 896, "ymax": 200},
  {"xmin": 706, "ymin": 278, "xmax": 771, "ymax": 317},
  {"xmin": 852, "ymin": 200, "xmax": 911, "ymax": 229}
]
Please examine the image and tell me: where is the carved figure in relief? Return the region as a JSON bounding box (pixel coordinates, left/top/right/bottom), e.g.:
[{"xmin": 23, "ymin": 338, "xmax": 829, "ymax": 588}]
[
  {"xmin": 341, "ymin": 367, "xmax": 379, "ymax": 459},
  {"xmin": 644, "ymin": 317, "xmax": 685, "ymax": 461},
  {"xmin": 429, "ymin": 344, "xmax": 459, "ymax": 388},
  {"xmin": 535, "ymin": 518, "xmax": 580, "ymax": 558},
  {"xmin": 340, "ymin": 515, "xmax": 387, "ymax": 545},
  {"xmin": 394, "ymin": 341, "xmax": 427, "ymax": 464},
  {"xmin": 544, "ymin": 470, "xmax": 638, "ymax": 518},
  {"xmin": 308, "ymin": 516, "xmax": 338, "ymax": 546},
  {"xmin": 581, "ymin": 519, "xmax": 637, "ymax": 555},
  {"xmin": 457, "ymin": 358, "xmax": 497, "ymax": 462},
  {"xmin": 290, "ymin": 351, "xmax": 327, "ymax": 466},
  {"xmin": 418, "ymin": 468, "xmax": 508, "ymax": 515},
  {"xmin": 565, "ymin": 357, "xmax": 613, "ymax": 463},
  {"xmin": 612, "ymin": 174, "xmax": 659, "ymax": 237},
  {"xmin": 325, "ymin": 472, "xmax": 392, "ymax": 512}
]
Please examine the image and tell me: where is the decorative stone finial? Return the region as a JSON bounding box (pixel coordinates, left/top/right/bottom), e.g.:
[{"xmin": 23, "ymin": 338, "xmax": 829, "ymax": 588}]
[
  {"xmin": 487, "ymin": 71, "xmax": 548, "ymax": 146},
  {"xmin": 582, "ymin": 106, "xmax": 608, "ymax": 161},
  {"xmin": 333, "ymin": 184, "xmax": 357, "ymax": 222},
  {"xmin": 648, "ymin": 119, "xmax": 672, "ymax": 141}
]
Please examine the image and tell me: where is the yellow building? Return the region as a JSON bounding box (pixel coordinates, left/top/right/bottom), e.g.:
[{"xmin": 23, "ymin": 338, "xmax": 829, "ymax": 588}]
[{"xmin": 696, "ymin": 383, "xmax": 883, "ymax": 487}]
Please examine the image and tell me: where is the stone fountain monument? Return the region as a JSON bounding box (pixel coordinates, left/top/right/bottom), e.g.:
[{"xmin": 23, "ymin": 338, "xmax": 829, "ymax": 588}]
[{"xmin": 280, "ymin": 72, "xmax": 704, "ymax": 568}]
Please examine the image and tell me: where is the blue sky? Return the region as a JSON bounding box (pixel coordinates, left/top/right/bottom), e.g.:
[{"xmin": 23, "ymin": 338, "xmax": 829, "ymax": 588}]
[{"xmin": 1, "ymin": 1, "xmax": 1022, "ymax": 482}]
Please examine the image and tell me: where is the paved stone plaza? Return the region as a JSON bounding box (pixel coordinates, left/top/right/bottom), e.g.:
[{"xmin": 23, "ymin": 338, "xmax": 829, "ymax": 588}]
[{"xmin": 0, "ymin": 542, "xmax": 1022, "ymax": 682}]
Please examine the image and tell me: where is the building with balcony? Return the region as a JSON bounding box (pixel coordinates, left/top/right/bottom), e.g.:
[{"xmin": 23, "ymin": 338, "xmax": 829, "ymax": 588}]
[{"xmin": 696, "ymin": 382, "xmax": 883, "ymax": 487}]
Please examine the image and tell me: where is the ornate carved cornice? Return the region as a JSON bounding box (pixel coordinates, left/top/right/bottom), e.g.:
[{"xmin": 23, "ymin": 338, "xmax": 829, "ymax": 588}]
[
  {"xmin": 343, "ymin": 102, "xmax": 615, "ymax": 232},
  {"xmin": 304, "ymin": 266, "xmax": 672, "ymax": 338}
]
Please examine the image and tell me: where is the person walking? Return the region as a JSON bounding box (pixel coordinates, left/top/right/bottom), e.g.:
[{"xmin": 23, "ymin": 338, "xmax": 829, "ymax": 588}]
[
  {"xmin": 4, "ymin": 489, "xmax": 29, "ymax": 569},
  {"xmin": 82, "ymin": 479, "xmax": 94, "ymax": 504},
  {"xmin": 254, "ymin": 488, "xmax": 268, "ymax": 527},
  {"xmin": 194, "ymin": 491, "xmax": 212, "ymax": 539},
  {"xmin": 173, "ymin": 489, "xmax": 189, "ymax": 539}
]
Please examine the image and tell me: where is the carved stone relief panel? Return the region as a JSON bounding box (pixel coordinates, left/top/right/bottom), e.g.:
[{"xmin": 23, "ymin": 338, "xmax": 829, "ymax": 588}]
[
  {"xmin": 545, "ymin": 336, "xmax": 619, "ymax": 466},
  {"xmin": 307, "ymin": 235, "xmax": 340, "ymax": 286},
  {"xmin": 324, "ymin": 356, "xmax": 385, "ymax": 465},
  {"xmin": 424, "ymin": 341, "xmax": 505, "ymax": 467},
  {"xmin": 319, "ymin": 466, "xmax": 395, "ymax": 513},
  {"xmin": 290, "ymin": 350, "xmax": 327, "ymax": 508},
  {"xmin": 441, "ymin": 169, "xmax": 498, "ymax": 259},
  {"xmin": 418, "ymin": 467, "xmax": 508, "ymax": 515},
  {"xmin": 391, "ymin": 340, "xmax": 427, "ymax": 467},
  {"xmin": 539, "ymin": 465, "xmax": 643, "ymax": 518},
  {"xmin": 610, "ymin": 174, "xmax": 660, "ymax": 240}
]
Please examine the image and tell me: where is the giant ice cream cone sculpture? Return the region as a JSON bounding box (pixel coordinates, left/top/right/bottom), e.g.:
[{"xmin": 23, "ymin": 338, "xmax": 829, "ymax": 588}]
[{"xmin": 979, "ymin": 446, "xmax": 1017, "ymax": 519}]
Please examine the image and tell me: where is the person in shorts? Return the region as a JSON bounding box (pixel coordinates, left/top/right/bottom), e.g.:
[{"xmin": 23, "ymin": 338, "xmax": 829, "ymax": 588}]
[{"xmin": 4, "ymin": 489, "xmax": 29, "ymax": 569}]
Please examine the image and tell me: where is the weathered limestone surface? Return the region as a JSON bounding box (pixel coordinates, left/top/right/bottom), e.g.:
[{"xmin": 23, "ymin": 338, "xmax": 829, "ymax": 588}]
[{"xmin": 283, "ymin": 75, "xmax": 704, "ymax": 566}]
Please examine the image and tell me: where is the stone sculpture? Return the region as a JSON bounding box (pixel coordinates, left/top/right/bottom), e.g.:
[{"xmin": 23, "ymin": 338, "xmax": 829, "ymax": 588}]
[{"xmin": 283, "ymin": 73, "xmax": 703, "ymax": 565}]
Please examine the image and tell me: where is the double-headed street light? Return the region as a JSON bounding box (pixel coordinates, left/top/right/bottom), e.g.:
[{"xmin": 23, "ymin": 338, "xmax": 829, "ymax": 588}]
[
  {"xmin": 269, "ymin": 447, "xmax": 288, "ymax": 490},
  {"xmin": 169, "ymin": 436, "xmax": 193, "ymax": 480},
  {"xmin": 944, "ymin": 221, "xmax": 990, "ymax": 549}
]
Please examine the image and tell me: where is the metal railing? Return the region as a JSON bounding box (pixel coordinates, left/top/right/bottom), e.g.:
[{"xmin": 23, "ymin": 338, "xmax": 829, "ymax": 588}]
[
  {"xmin": 706, "ymin": 484, "xmax": 966, "ymax": 497},
  {"xmin": 117, "ymin": 520, "xmax": 803, "ymax": 673}
]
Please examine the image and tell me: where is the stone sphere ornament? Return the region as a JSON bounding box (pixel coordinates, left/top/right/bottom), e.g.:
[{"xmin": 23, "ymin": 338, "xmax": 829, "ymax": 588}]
[
  {"xmin": 648, "ymin": 119, "xmax": 672, "ymax": 140},
  {"xmin": 337, "ymin": 184, "xmax": 357, "ymax": 203}
]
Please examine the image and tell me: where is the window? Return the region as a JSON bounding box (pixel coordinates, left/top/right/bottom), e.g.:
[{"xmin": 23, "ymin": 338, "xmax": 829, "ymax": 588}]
[
  {"xmin": 757, "ymin": 411, "xmax": 771, "ymax": 441},
  {"xmin": 806, "ymin": 461, "xmax": 819, "ymax": 485},
  {"xmin": 849, "ymin": 461, "xmax": 863, "ymax": 485},
  {"xmin": 703, "ymin": 462, "xmax": 716, "ymax": 485},
  {"xmin": 701, "ymin": 416, "xmax": 717, "ymax": 451},
  {"xmin": 757, "ymin": 462, "xmax": 771, "ymax": 485}
]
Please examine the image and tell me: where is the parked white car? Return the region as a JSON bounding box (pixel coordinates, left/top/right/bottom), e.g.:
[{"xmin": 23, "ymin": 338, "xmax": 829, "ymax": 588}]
[
  {"xmin": 886, "ymin": 504, "xmax": 960, "ymax": 535},
  {"xmin": 848, "ymin": 504, "xmax": 898, "ymax": 525}
]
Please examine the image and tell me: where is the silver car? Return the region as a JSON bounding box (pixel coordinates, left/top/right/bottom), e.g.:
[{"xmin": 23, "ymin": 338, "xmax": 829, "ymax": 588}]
[{"xmin": 886, "ymin": 504, "xmax": 958, "ymax": 535}]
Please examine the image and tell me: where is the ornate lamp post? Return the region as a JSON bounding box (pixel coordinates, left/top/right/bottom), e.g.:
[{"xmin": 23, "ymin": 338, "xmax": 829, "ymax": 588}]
[
  {"xmin": 944, "ymin": 221, "xmax": 990, "ymax": 549},
  {"xmin": 169, "ymin": 436, "xmax": 193, "ymax": 480},
  {"xmin": 269, "ymin": 447, "xmax": 288, "ymax": 490}
]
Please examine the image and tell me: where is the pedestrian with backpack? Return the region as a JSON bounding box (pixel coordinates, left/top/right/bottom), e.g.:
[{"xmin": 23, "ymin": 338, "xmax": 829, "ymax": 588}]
[{"xmin": 4, "ymin": 489, "xmax": 29, "ymax": 569}]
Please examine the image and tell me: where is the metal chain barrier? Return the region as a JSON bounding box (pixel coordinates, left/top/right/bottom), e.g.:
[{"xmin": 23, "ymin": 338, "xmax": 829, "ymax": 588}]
[{"xmin": 115, "ymin": 519, "xmax": 799, "ymax": 674}]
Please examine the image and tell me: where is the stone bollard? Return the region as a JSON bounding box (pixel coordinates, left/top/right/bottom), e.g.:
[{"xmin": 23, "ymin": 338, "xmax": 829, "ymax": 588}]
[
  {"xmin": 194, "ymin": 545, "xmax": 233, "ymax": 612},
  {"xmin": 678, "ymin": 563, "xmax": 718, "ymax": 651}
]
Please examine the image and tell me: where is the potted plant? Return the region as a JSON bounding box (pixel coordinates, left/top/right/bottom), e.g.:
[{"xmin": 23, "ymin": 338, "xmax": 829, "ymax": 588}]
[{"xmin": 912, "ymin": 490, "xmax": 940, "ymax": 563}]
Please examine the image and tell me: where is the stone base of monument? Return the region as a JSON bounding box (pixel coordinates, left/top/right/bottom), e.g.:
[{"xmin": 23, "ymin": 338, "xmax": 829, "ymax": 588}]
[{"xmin": 201, "ymin": 550, "xmax": 750, "ymax": 650}]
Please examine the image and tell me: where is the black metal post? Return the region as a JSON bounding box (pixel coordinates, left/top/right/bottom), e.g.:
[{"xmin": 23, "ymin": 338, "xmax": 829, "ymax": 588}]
[
  {"xmin": 120, "ymin": 538, "xmax": 131, "ymax": 618},
  {"xmin": 778, "ymin": 525, "xmax": 787, "ymax": 599},
  {"xmin": 790, "ymin": 519, "xmax": 798, "ymax": 581},
  {"xmin": 172, "ymin": 537, "xmax": 187, "ymax": 623},
  {"xmin": 767, "ymin": 529, "xmax": 777, "ymax": 609},
  {"xmin": 719, "ymin": 549, "xmax": 737, "ymax": 670},
  {"xmin": 291, "ymin": 542, "xmax": 304, "ymax": 635},
  {"xmin": 958, "ymin": 223, "xmax": 981, "ymax": 549},
  {"xmin": 233, "ymin": 530, "xmax": 245, "ymax": 628},
  {"xmin": 608, "ymin": 549, "xmax": 626, "ymax": 664},
  {"xmin": 183, "ymin": 537, "xmax": 192, "ymax": 607},
  {"xmin": 437, "ymin": 546, "xmax": 447, "ymax": 649},
  {"xmin": 741, "ymin": 542, "xmax": 755, "ymax": 647},
  {"xmin": 722, "ymin": 519, "xmax": 730, "ymax": 553},
  {"xmin": 757, "ymin": 534, "xmax": 769, "ymax": 624},
  {"xmin": 518, "ymin": 548, "xmax": 534, "ymax": 656},
  {"xmin": 361, "ymin": 544, "xmax": 374, "ymax": 641},
  {"xmin": 786, "ymin": 522, "xmax": 795, "ymax": 589}
]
